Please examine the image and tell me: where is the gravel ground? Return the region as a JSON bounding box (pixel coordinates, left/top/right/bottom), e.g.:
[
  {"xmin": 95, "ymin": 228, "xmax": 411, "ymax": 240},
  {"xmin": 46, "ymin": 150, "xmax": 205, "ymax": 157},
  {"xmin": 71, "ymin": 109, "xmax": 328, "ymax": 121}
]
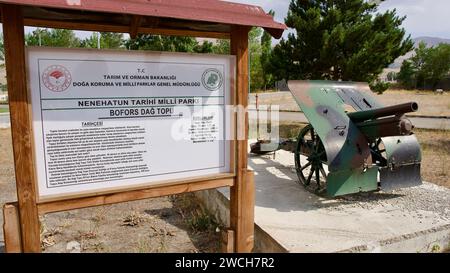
[
  {"xmin": 319, "ymin": 183, "xmax": 450, "ymax": 222},
  {"xmin": 275, "ymin": 148, "xmax": 450, "ymax": 221}
]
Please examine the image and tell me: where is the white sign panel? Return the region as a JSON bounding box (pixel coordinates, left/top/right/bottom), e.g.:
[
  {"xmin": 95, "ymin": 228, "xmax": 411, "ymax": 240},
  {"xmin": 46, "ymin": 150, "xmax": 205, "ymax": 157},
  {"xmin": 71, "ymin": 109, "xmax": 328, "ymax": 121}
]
[{"xmin": 27, "ymin": 47, "xmax": 234, "ymax": 200}]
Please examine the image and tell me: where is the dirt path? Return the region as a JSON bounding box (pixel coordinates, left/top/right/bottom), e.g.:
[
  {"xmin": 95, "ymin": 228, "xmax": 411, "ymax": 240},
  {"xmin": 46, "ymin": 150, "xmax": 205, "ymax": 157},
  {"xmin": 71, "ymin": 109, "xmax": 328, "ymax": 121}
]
[
  {"xmin": 0, "ymin": 128, "xmax": 221, "ymax": 253},
  {"xmin": 40, "ymin": 195, "xmax": 221, "ymax": 253}
]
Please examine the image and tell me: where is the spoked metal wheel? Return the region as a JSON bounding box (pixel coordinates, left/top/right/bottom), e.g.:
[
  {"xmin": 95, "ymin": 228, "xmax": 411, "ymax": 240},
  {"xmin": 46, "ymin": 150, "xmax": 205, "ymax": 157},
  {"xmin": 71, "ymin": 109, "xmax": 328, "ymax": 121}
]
[
  {"xmin": 369, "ymin": 138, "xmax": 387, "ymax": 167},
  {"xmin": 369, "ymin": 137, "xmax": 388, "ymax": 188},
  {"xmin": 294, "ymin": 124, "xmax": 328, "ymax": 192}
]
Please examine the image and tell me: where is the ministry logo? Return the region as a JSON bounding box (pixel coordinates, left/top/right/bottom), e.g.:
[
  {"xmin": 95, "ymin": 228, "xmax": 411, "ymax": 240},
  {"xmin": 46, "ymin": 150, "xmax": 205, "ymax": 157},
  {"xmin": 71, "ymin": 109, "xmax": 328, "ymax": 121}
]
[
  {"xmin": 42, "ymin": 65, "xmax": 72, "ymax": 92},
  {"xmin": 202, "ymin": 68, "xmax": 223, "ymax": 91}
]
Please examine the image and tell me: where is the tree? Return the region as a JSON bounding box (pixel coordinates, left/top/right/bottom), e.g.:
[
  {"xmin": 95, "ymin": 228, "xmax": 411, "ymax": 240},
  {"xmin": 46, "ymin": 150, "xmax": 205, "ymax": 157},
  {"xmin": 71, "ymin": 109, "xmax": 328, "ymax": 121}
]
[
  {"xmin": 398, "ymin": 42, "xmax": 450, "ymax": 89},
  {"xmin": 0, "ymin": 34, "xmax": 7, "ymax": 91},
  {"xmin": 210, "ymin": 28, "xmax": 265, "ymax": 92},
  {"xmin": 0, "ymin": 33, "xmax": 4, "ymax": 63},
  {"xmin": 386, "ymin": 71, "xmax": 397, "ymax": 82},
  {"xmin": 194, "ymin": 40, "xmax": 214, "ymax": 53},
  {"xmin": 125, "ymin": 29, "xmax": 268, "ymax": 92},
  {"xmin": 125, "ymin": 35, "xmax": 201, "ymax": 53},
  {"xmin": 82, "ymin": 32, "xmax": 124, "ymax": 49},
  {"xmin": 25, "ymin": 28, "xmax": 81, "ymax": 48},
  {"xmin": 421, "ymin": 43, "xmax": 450, "ymax": 89},
  {"xmin": 125, "ymin": 34, "xmax": 163, "ymax": 51},
  {"xmin": 269, "ymin": 0, "xmax": 413, "ymax": 93},
  {"xmin": 409, "ymin": 42, "xmax": 428, "ymax": 88},
  {"xmin": 249, "ymin": 27, "xmax": 264, "ymax": 92},
  {"xmin": 212, "ymin": 39, "xmax": 230, "ymax": 55},
  {"xmin": 397, "ymin": 60, "xmax": 416, "ymax": 89},
  {"xmin": 125, "ymin": 34, "xmax": 215, "ymax": 56},
  {"xmin": 260, "ymin": 10, "xmax": 276, "ymax": 90},
  {"xmin": 267, "ymin": 39, "xmax": 294, "ymax": 82}
]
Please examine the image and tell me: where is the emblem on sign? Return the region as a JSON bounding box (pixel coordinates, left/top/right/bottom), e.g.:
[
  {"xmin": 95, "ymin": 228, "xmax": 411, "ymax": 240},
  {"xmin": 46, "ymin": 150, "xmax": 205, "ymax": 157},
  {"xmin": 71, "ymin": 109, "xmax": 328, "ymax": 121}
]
[
  {"xmin": 42, "ymin": 65, "xmax": 72, "ymax": 92},
  {"xmin": 202, "ymin": 68, "xmax": 223, "ymax": 91}
]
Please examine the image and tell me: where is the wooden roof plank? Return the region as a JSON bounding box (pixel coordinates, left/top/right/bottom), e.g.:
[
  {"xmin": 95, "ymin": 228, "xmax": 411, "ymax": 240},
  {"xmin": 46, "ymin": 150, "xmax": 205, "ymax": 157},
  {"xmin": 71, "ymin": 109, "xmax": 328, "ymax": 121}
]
[{"xmin": 0, "ymin": 0, "xmax": 286, "ymax": 38}]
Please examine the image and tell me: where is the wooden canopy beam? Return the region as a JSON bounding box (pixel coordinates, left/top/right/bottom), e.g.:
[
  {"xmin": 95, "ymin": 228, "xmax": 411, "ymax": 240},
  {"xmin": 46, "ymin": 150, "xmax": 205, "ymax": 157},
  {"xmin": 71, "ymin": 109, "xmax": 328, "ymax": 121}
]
[
  {"xmin": 24, "ymin": 18, "xmax": 230, "ymax": 39},
  {"xmin": 129, "ymin": 15, "xmax": 142, "ymax": 39}
]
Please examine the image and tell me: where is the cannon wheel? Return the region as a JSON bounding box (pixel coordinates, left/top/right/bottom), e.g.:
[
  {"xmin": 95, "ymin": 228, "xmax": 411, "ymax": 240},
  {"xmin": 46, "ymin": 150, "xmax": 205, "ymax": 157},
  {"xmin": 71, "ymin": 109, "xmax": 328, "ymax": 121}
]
[
  {"xmin": 369, "ymin": 138, "xmax": 388, "ymax": 167},
  {"xmin": 294, "ymin": 124, "xmax": 328, "ymax": 191}
]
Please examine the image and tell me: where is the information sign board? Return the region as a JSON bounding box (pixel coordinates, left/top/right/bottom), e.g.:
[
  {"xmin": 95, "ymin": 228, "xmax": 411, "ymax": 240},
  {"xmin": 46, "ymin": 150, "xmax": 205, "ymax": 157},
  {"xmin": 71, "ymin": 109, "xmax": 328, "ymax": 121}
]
[{"xmin": 27, "ymin": 48, "xmax": 233, "ymax": 200}]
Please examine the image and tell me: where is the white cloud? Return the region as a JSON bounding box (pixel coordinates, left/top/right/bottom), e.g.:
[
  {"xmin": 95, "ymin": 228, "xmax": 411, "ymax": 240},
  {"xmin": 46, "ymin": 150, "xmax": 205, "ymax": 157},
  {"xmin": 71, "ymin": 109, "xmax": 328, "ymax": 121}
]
[
  {"xmin": 232, "ymin": 0, "xmax": 450, "ymax": 40},
  {"xmin": 229, "ymin": 0, "xmax": 290, "ymax": 27},
  {"xmin": 378, "ymin": 0, "xmax": 450, "ymax": 38}
]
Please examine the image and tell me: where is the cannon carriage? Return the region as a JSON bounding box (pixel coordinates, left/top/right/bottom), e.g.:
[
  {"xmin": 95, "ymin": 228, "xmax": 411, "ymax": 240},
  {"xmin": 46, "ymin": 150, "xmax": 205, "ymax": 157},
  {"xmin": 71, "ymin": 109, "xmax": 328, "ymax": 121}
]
[{"xmin": 251, "ymin": 81, "xmax": 422, "ymax": 197}]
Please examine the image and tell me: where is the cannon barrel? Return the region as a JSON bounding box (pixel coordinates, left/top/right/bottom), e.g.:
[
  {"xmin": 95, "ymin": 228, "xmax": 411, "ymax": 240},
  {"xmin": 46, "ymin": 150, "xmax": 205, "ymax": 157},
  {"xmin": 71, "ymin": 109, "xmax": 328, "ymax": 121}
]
[
  {"xmin": 347, "ymin": 102, "xmax": 418, "ymax": 123},
  {"xmin": 356, "ymin": 116, "xmax": 414, "ymax": 139}
]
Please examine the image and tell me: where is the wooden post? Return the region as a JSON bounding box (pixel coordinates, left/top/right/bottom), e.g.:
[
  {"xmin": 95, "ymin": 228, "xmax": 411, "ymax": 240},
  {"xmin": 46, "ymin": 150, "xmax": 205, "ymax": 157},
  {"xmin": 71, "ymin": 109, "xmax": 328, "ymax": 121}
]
[
  {"xmin": 2, "ymin": 4, "xmax": 41, "ymax": 253},
  {"xmin": 3, "ymin": 203, "xmax": 23, "ymax": 253},
  {"xmin": 221, "ymin": 229, "xmax": 235, "ymax": 253},
  {"xmin": 230, "ymin": 26, "xmax": 254, "ymax": 253},
  {"xmin": 129, "ymin": 15, "xmax": 142, "ymax": 39}
]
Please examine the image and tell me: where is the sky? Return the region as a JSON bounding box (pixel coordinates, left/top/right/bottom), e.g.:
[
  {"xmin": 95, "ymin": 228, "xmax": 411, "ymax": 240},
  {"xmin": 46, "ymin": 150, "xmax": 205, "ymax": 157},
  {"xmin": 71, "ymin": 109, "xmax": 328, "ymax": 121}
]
[
  {"xmin": 12, "ymin": 0, "xmax": 450, "ymax": 42},
  {"xmin": 230, "ymin": 0, "xmax": 450, "ymax": 40}
]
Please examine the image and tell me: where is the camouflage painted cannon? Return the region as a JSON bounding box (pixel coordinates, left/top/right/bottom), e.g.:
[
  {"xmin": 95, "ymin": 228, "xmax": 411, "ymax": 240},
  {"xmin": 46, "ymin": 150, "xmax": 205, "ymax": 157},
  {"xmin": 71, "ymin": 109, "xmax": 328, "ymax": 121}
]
[{"xmin": 251, "ymin": 81, "xmax": 422, "ymax": 197}]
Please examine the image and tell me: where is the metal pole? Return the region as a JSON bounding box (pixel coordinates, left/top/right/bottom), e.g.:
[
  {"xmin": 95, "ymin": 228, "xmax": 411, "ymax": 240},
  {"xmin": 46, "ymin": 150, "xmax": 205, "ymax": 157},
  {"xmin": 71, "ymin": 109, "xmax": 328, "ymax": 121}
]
[
  {"xmin": 97, "ymin": 32, "xmax": 101, "ymax": 49},
  {"xmin": 256, "ymin": 93, "xmax": 259, "ymax": 141}
]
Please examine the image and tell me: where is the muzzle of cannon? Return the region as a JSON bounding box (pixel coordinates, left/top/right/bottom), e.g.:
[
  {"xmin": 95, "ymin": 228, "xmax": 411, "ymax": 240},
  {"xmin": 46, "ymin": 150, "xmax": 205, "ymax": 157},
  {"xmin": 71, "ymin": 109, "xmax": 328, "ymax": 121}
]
[
  {"xmin": 348, "ymin": 102, "xmax": 418, "ymax": 139},
  {"xmin": 250, "ymin": 81, "xmax": 422, "ymax": 197}
]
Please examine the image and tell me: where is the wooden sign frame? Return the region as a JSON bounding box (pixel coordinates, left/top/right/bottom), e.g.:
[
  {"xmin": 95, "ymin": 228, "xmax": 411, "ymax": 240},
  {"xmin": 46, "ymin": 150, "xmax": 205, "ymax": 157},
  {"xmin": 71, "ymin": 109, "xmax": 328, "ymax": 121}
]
[
  {"xmin": 26, "ymin": 47, "xmax": 237, "ymax": 203},
  {"xmin": 1, "ymin": 4, "xmax": 255, "ymax": 253}
]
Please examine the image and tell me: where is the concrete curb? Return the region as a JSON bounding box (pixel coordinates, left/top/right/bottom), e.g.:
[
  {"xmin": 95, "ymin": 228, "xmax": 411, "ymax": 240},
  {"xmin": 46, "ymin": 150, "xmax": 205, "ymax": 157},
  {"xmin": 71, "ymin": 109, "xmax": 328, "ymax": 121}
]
[{"xmin": 338, "ymin": 224, "xmax": 450, "ymax": 253}]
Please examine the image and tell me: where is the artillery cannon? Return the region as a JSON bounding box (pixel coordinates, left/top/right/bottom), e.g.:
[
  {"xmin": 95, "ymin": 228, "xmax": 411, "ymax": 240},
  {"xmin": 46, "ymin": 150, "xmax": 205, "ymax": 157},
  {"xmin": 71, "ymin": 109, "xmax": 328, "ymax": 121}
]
[{"xmin": 250, "ymin": 81, "xmax": 422, "ymax": 197}]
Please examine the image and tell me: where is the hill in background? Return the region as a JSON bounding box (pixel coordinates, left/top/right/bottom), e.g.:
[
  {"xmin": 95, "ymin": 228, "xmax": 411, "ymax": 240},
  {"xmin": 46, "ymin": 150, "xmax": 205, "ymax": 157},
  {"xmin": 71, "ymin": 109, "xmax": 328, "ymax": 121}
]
[
  {"xmin": 413, "ymin": 36, "xmax": 450, "ymax": 47},
  {"xmin": 389, "ymin": 36, "xmax": 450, "ymax": 69}
]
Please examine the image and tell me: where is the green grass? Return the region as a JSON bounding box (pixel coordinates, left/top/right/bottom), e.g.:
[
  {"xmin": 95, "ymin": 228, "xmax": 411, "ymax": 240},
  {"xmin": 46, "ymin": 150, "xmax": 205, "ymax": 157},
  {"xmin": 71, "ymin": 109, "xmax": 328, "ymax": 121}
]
[{"xmin": 0, "ymin": 108, "xmax": 9, "ymax": 113}]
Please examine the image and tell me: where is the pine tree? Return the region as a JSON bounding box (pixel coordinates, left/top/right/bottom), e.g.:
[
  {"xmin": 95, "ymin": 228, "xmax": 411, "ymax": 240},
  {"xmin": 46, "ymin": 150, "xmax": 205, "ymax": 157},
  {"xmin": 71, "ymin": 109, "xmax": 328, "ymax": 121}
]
[{"xmin": 269, "ymin": 0, "xmax": 413, "ymax": 92}]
